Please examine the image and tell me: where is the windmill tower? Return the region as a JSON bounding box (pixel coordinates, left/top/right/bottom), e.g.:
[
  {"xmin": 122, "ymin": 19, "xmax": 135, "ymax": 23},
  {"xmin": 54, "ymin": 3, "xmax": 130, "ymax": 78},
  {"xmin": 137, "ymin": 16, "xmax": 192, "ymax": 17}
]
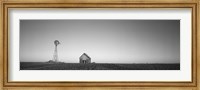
[{"xmin": 52, "ymin": 40, "xmax": 60, "ymax": 62}]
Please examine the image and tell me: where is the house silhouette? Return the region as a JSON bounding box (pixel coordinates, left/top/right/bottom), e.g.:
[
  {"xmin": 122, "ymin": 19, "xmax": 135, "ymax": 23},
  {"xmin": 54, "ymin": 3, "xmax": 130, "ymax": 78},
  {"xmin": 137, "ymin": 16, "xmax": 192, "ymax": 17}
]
[{"xmin": 79, "ymin": 53, "xmax": 91, "ymax": 64}]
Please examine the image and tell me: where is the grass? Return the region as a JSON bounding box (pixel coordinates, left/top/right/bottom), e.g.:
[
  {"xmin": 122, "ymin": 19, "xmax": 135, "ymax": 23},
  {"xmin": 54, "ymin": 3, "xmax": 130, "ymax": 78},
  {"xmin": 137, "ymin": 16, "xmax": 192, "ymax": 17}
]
[{"xmin": 20, "ymin": 62, "xmax": 180, "ymax": 70}]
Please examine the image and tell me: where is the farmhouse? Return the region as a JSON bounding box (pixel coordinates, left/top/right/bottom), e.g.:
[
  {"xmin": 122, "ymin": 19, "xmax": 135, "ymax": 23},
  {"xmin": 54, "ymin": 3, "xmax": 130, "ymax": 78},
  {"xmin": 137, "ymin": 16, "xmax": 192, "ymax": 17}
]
[{"xmin": 79, "ymin": 53, "xmax": 91, "ymax": 64}]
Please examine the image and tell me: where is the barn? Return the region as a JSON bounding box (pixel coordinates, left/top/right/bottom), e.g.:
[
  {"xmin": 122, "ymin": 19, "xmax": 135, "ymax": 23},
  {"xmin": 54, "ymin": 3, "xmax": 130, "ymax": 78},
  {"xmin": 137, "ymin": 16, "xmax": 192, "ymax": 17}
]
[{"xmin": 79, "ymin": 53, "xmax": 91, "ymax": 64}]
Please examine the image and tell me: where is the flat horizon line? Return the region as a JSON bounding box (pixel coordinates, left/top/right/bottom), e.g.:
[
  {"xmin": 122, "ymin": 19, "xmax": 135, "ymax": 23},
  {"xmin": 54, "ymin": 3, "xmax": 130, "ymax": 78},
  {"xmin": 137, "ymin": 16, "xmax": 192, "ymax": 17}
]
[{"xmin": 20, "ymin": 62, "xmax": 180, "ymax": 64}]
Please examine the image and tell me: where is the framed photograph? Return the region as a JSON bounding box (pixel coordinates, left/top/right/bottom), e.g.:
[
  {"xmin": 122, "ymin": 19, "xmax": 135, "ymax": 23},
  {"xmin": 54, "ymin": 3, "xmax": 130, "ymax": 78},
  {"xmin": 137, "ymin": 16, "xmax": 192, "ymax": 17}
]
[{"xmin": 1, "ymin": 1, "xmax": 199, "ymax": 90}]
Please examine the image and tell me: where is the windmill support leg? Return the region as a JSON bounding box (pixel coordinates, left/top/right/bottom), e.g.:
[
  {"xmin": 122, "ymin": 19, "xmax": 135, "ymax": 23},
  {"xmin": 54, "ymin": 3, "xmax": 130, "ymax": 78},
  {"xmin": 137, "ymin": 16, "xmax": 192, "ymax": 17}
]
[{"xmin": 53, "ymin": 46, "xmax": 58, "ymax": 62}]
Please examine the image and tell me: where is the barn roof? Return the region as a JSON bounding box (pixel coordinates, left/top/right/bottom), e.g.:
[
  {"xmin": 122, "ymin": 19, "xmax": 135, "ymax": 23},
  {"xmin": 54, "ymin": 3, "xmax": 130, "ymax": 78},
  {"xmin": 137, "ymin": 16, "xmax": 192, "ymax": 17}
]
[{"xmin": 80, "ymin": 53, "xmax": 91, "ymax": 59}]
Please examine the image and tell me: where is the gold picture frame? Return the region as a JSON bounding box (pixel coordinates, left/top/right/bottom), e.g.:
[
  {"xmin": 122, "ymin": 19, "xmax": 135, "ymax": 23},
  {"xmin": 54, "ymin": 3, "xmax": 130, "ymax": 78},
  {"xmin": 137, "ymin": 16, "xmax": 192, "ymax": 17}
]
[{"xmin": 0, "ymin": 0, "xmax": 199, "ymax": 90}]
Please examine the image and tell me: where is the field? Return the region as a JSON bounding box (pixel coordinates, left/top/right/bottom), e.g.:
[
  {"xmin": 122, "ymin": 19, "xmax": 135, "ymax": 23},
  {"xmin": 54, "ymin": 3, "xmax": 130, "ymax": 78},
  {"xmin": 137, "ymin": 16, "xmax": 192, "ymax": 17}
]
[{"xmin": 20, "ymin": 62, "xmax": 180, "ymax": 70}]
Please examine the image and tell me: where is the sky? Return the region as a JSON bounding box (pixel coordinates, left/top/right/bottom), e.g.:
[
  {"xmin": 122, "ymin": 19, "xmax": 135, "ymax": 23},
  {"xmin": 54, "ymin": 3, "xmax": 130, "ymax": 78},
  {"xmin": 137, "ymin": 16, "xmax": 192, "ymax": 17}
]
[{"xmin": 20, "ymin": 20, "xmax": 180, "ymax": 63}]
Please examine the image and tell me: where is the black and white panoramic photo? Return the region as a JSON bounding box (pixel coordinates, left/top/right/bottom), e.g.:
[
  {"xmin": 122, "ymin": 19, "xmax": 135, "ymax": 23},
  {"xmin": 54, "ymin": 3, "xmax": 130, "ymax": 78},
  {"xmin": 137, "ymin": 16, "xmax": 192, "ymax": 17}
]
[{"xmin": 20, "ymin": 20, "xmax": 180, "ymax": 70}]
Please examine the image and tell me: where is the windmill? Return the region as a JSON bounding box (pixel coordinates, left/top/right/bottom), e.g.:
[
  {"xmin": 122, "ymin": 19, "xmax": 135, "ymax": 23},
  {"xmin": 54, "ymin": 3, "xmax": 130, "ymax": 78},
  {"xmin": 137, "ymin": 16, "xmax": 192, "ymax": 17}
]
[{"xmin": 52, "ymin": 40, "xmax": 60, "ymax": 62}]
